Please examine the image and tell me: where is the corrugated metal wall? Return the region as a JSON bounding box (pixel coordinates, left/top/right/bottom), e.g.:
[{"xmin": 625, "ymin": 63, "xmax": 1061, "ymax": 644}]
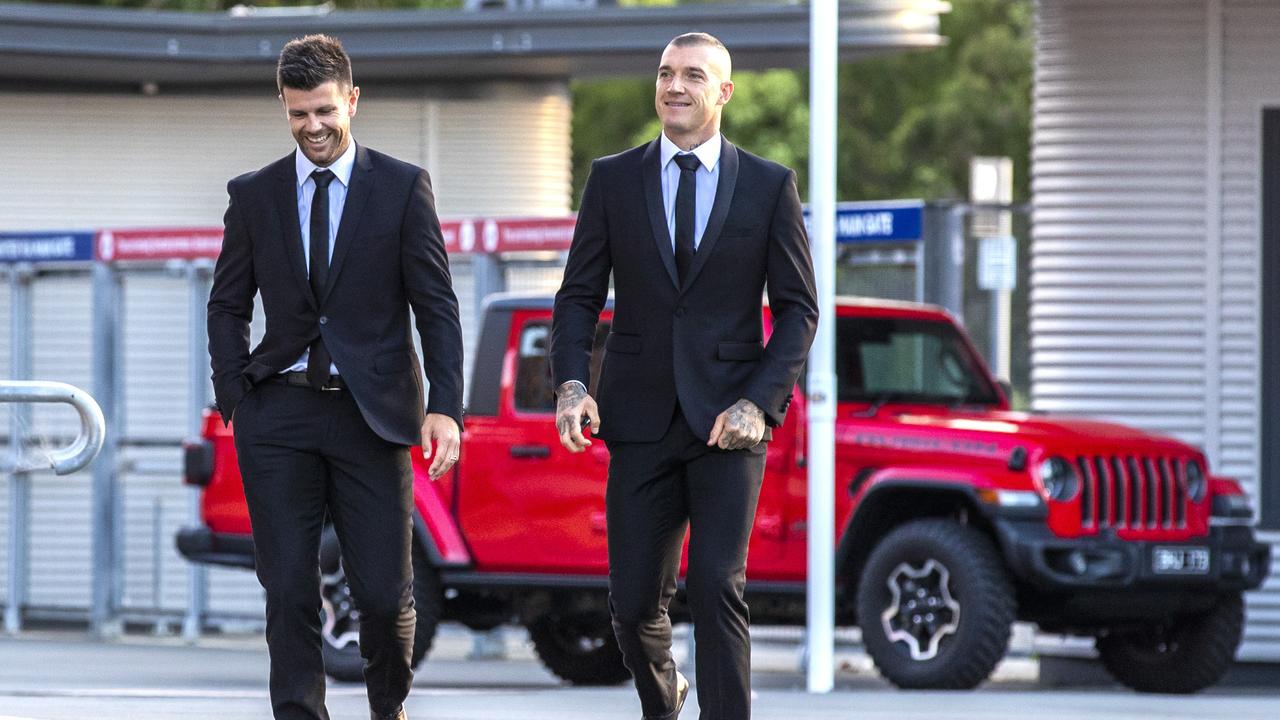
[
  {"xmin": 1034, "ymin": 0, "xmax": 1278, "ymax": 660},
  {"xmin": 0, "ymin": 82, "xmax": 571, "ymax": 622},
  {"xmin": 1032, "ymin": 0, "xmax": 1210, "ymax": 439},
  {"xmin": 1220, "ymin": 0, "xmax": 1280, "ymax": 662}
]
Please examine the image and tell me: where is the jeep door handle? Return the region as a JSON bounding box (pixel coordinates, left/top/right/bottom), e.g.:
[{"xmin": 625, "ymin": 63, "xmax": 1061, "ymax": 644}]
[{"xmin": 510, "ymin": 445, "xmax": 551, "ymax": 459}]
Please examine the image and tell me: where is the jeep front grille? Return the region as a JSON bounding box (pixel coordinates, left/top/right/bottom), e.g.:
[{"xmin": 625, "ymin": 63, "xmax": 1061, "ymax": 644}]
[{"xmin": 1074, "ymin": 455, "xmax": 1188, "ymax": 530}]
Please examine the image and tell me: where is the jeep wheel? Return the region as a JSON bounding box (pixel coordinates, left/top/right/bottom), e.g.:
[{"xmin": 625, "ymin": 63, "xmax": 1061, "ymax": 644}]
[
  {"xmin": 1096, "ymin": 593, "xmax": 1244, "ymax": 694},
  {"xmin": 527, "ymin": 611, "xmax": 631, "ymax": 686},
  {"xmin": 856, "ymin": 519, "xmax": 1015, "ymax": 689},
  {"xmin": 319, "ymin": 526, "xmax": 444, "ymax": 683}
]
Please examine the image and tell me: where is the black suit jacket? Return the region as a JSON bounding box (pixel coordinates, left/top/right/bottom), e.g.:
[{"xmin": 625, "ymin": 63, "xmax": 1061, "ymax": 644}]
[
  {"xmin": 551, "ymin": 137, "xmax": 818, "ymax": 443},
  {"xmin": 208, "ymin": 144, "xmax": 464, "ymax": 446}
]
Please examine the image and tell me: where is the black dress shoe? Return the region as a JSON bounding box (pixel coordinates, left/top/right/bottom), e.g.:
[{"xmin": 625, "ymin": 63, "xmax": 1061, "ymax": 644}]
[{"xmin": 372, "ymin": 706, "xmax": 406, "ymax": 720}]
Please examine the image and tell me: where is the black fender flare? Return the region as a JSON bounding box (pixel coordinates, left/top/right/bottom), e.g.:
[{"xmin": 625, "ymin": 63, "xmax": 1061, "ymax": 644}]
[{"xmin": 835, "ymin": 480, "xmax": 1000, "ymax": 595}]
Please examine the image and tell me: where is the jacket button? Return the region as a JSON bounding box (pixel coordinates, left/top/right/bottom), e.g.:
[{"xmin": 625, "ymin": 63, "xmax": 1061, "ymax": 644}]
[
  {"xmin": 319, "ymin": 316, "xmax": 328, "ymax": 325},
  {"xmin": 675, "ymin": 307, "xmax": 686, "ymax": 318}
]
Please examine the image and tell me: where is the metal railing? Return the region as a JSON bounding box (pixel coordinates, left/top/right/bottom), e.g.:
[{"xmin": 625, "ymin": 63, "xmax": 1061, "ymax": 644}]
[
  {"xmin": 1, "ymin": 381, "xmax": 105, "ymax": 474},
  {"xmin": 2, "ymin": 380, "xmax": 106, "ymax": 633}
]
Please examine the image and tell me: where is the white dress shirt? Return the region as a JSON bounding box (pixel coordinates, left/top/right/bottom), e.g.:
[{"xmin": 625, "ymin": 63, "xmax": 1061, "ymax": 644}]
[
  {"xmin": 284, "ymin": 140, "xmax": 357, "ymax": 374},
  {"xmin": 659, "ymin": 132, "xmax": 721, "ymax": 250}
]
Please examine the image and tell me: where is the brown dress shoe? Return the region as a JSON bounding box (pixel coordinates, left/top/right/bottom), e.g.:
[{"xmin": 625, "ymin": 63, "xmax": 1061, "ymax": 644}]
[{"xmin": 642, "ymin": 672, "xmax": 690, "ymax": 720}]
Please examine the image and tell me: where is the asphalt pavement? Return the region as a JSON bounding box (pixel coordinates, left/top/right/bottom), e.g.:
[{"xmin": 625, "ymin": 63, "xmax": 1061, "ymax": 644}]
[{"xmin": 0, "ymin": 624, "xmax": 1275, "ymax": 720}]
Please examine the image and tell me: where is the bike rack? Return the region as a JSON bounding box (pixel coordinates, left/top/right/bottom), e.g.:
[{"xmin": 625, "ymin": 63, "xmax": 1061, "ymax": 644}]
[
  {"xmin": 1, "ymin": 380, "xmax": 106, "ymax": 632},
  {"xmin": 1, "ymin": 381, "xmax": 105, "ymax": 475}
]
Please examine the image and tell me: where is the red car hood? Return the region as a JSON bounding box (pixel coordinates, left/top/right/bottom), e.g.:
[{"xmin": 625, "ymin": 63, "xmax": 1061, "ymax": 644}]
[{"xmin": 887, "ymin": 410, "xmax": 1197, "ymax": 454}]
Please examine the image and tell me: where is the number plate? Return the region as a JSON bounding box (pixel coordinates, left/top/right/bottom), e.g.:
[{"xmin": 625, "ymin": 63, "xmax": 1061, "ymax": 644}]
[{"xmin": 1152, "ymin": 546, "xmax": 1210, "ymax": 575}]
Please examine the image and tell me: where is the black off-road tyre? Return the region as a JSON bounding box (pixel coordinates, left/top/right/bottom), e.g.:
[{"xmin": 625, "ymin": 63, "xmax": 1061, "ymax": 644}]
[
  {"xmin": 320, "ymin": 527, "xmax": 445, "ymax": 683},
  {"xmin": 856, "ymin": 518, "xmax": 1016, "ymax": 689},
  {"xmin": 1096, "ymin": 593, "xmax": 1244, "ymax": 694},
  {"xmin": 408, "ymin": 542, "xmax": 445, "ymax": 668},
  {"xmin": 527, "ymin": 611, "xmax": 632, "ymax": 686}
]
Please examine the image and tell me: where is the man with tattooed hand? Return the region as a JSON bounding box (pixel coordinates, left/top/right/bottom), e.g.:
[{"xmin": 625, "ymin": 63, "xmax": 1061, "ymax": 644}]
[{"xmin": 550, "ymin": 33, "xmax": 818, "ymax": 720}]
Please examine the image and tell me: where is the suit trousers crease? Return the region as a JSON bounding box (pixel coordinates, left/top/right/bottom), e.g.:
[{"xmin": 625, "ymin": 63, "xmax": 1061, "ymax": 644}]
[
  {"xmin": 606, "ymin": 408, "xmax": 765, "ymax": 720},
  {"xmin": 233, "ymin": 382, "xmax": 417, "ymax": 720}
]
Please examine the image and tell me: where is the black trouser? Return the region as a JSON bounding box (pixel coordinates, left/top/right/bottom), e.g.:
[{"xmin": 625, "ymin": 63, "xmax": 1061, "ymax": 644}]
[
  {"xmin": 233, "ymin": 381, "xmax": 416, "ymax": 720},
  {"xmin": 605, "ymin": 408, "xmax": 766, "ymax": 720}
]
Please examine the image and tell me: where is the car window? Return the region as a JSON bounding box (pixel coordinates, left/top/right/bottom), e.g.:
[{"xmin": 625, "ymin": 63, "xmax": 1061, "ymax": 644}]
[
  {"xmin": 836, "ymin": 316, "xmax": 998, "ymax": 405},
  {"xmin": 513, "ymin": 320, "xmax": 611, "ymax": 413}
]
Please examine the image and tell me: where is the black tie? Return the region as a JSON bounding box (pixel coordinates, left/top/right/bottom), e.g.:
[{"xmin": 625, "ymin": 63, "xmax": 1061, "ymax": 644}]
[
  {"xmin": 308, "ymin": 169, "xmax": 335, "ymax": 390},
  {"xmin": 673, "ymin": 153, "xmax": 700, "ymax": 286}
]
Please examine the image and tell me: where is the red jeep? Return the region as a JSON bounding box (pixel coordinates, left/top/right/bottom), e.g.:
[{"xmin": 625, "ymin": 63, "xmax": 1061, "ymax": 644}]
[{"xmin": 179, "ymin": 294, "xmax": 1270, "ymax": 693}]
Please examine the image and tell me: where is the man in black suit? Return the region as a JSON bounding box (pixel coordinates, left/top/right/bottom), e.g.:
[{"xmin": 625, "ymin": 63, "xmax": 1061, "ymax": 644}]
[
  {"xmin": 207, "ymin": 35, "xmax": 463, "ymax": 720},
  {"xmin": 551, "ymin": 32, "xmax": 818, "ymax": 720}
]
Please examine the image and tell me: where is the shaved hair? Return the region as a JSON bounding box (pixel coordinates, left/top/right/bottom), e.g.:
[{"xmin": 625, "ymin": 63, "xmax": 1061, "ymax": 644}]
[{"xmin": 667, "ymin": 32, "xmax": 732, "ymax": 78}]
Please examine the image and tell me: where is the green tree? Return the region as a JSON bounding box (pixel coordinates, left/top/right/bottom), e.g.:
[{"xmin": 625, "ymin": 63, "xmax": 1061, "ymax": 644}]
[{"xmin": 572, "ymin": 0, "xmax": 1031, "ymax": 206}]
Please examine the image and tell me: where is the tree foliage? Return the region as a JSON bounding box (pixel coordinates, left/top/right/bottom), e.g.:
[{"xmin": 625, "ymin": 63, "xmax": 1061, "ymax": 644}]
[{"xmin": 572, "ymin": 0, "xmax": 1032, "ymax": 206}]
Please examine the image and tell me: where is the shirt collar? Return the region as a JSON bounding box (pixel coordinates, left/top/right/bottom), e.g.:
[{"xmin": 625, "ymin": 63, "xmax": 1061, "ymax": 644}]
[
  {"xmin": 295, "ymin": 140, "xmax": 357, "ymax": 189},
  {"xmin": 659, "ymin": 132, "xmax": 721, "ymax": 173}
]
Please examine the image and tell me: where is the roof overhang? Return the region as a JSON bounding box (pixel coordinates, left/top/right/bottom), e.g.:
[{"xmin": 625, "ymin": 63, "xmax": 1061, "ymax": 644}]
[{"xmin": 0, "ymin": 1, "xmax": 949, "ymax": 88}]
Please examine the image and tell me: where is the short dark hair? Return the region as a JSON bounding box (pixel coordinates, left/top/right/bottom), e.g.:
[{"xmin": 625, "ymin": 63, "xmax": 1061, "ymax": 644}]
[
  {"xmin": 277, "ymin": 34, "xmax": 353, "ymax": 92},
  {"xmin": 669, "ymin": 32, "xmax": 727, "ymax": 53}
]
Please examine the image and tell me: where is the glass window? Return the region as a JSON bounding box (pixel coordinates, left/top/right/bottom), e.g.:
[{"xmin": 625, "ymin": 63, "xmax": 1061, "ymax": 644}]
[
  {"xmin": 514, "ymin": 323, "xmax": 554, "ymax": 412},
  {"xmin": 836, "ymin": 316, "xmax": 999, "ymax": 405},
  {"xmin": 512, "ymin": 320, "xmax": 612, "ymax": 413}
]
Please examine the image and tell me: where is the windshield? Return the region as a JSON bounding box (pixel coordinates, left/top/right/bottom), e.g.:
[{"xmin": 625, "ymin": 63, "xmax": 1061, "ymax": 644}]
[{"xmin": 835, "ymin": 316, "xmax": 1000, "ymax": 406}]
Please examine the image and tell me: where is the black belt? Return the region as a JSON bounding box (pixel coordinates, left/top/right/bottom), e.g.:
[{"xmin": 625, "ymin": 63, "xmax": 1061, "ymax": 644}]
[{"xmin": 264, "ymin": 371, "xmax": 347, "ymax": 391}]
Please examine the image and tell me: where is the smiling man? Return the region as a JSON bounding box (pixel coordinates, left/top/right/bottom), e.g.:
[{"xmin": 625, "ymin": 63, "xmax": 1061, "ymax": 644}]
[
  {"xmin": 207, "ymin": 35, "xmax": 464, "ymax": 720},
  {"xmin": 551, "ymin": 33, "xmax": 818, "ymax": 720}
]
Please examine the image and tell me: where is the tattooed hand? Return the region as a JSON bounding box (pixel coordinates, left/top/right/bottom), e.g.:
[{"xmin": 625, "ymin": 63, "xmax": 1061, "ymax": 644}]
[
  {"xmin": 555, "ymin": 380, "xmax": 600, "ymax": 452},
  {"xmin": 707, "ymin": 398, "xmax": 766, "ymax": 450}
]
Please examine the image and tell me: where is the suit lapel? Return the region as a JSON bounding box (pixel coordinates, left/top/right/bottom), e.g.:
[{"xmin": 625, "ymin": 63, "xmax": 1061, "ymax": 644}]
[
  {"xmin": 321, "ymin": 144, "xmax": 374, "ymax": 304},
  {"xmin": 681, "ymin": 137, "xmax": 738, "ymax": 293},
  {"xmin": 273, "ymin": 153, "xmax": 316, "ymax": 310},
  {"xmin": 641, "ymin": 140, "xmax": 680, "ymax": 289}
]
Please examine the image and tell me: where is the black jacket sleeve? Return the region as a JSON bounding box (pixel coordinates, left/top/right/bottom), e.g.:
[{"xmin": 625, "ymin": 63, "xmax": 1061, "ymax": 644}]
[
  {"xmin": 206, "ymin": 180, "xmax": 256, "ymax": 425},
  {"xmin": 551, "ymin": 161, "xmax": 612, "ymax": 389},
  {"xmin": 401, "ymin": 169, "xmax": 466, "ymax": 430},
  {"xmin": 743, "ymin": 169, "xmax": 819, "ymax": 426}
]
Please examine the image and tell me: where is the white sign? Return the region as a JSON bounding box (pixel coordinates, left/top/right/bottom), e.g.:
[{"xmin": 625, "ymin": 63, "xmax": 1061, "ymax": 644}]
[{"xmin": 978, "ymin": 236, "xmax": 1017, "ymax": 291}]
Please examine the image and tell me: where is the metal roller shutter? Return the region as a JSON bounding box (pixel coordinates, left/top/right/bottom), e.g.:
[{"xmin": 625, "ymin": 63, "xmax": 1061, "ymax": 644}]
[
  {"xmin": 1034, "ymin": 0, "xmax": 1279, "ymax": 660},
  {"xmin": 1221, "ymin": 0, "xmax": 1280, "ymax": 661}
]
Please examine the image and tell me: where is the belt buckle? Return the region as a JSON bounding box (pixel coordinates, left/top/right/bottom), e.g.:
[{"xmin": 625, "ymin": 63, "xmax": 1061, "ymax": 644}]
[{"xmin": 320, "ymin": 384, "xmax": 341, "ymax": 392}]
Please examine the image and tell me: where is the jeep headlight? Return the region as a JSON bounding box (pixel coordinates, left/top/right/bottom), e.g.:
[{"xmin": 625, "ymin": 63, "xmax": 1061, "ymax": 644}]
[
  {"xmin": 1038, "ymin": 456, "xmax": 1079, "ymax": 502},
  {"xmin": 1184, "ymin": 459, "xmax": 1207, "ymax": 502}
]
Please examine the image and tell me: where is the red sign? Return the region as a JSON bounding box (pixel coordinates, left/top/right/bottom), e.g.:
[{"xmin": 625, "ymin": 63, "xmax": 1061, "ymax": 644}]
[
  {"xmin": 442, "ymin": 217, "xmax": 577, "ymax": 254},
  {"xmin": 97, "ymin": 216, "xmax": 577, "ymax": 262},
  {"xmin": 97, "ymin": 228, "xmax": 223, "ymax": 261}
]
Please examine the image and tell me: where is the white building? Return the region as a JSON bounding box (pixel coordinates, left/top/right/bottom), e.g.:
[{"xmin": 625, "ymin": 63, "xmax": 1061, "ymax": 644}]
[{"xmin": 1032, "ymin": 0, "xmax": 1280, "ymax": 660}]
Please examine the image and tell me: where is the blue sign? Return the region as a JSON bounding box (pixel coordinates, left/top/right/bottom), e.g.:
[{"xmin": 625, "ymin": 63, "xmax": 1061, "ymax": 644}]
[
  {"xmin": 804, "ymin": 200, "xmax": 924, "ymax": 244},
  {"xmin": 0, "ymin": 232, "xmax": 95, "ymax": 263}
]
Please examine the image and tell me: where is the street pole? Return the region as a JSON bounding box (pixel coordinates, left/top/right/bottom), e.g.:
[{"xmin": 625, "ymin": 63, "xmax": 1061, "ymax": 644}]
[
  {"xmin": 970, "ymin": 157, "xmax": 1015, "ymax": 380},
  {"xmin": 90, "ymin": 262, "xmax": 121, "ymax": 638},
  {"xmin": 806, "ymin": 0, "xmax": 837, "ymax": 695},
  {"xmin": 5, "ymin": 263, "xmax": 34, "ymax": 634},
  {"xmin": 182, "ymin": 260, "xmax": 213, "ymax": 641}
]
